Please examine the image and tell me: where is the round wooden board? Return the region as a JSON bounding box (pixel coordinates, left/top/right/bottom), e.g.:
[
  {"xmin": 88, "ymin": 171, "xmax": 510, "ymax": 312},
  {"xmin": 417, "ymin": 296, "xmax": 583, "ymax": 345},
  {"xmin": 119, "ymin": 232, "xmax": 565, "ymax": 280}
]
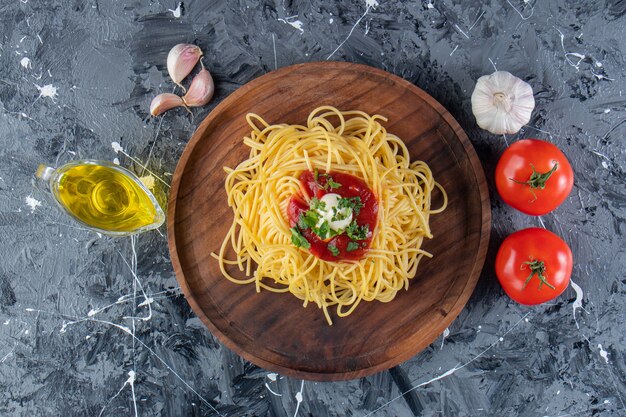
[{"xmin": 168, "ymin": 62, "xmax": 490, "ymax": 381}]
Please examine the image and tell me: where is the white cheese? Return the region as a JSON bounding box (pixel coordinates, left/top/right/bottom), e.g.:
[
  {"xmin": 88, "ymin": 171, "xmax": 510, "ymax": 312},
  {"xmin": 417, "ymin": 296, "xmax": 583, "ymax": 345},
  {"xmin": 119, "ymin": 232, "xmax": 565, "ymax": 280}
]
[{"xmin": 316, "ymin": 193, "xmax": 353, "ymax": 231}]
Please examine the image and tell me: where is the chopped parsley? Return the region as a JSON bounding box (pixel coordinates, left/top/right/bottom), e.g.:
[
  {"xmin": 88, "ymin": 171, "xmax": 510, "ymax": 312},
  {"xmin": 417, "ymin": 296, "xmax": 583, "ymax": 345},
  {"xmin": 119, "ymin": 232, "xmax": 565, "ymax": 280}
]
[
  {"xmin": 298, "ymin": 211, "xmax": 320, "ymax": 230},
  {"xmin": 346, "ymin": 221, "xmax": 369, "ymax": 241},
  {"xmin": 291, "ymin": 184, "xmax": 369, "ymax": 251},
  {"xmin": 295, "ymin": 213, "xmax": 336, "ymax": 242},
  {"xmin": 337, "ymin": 196, "xmax": 364, "ymax": 216},
  {"xmin": 331, "ymin": 206, "xmax": 350, "ymax": 222},
  {"xmin": 346, "ymin": 241, "xmax": 360, "ymax": 252},
  {"xmin": 309, "ymin": 197, "xmax": 326, "ymax": 211},
  {"xmin": 315, "ymin": 220, "xmax": 330, "ymax": 240},
  {"xmin": 324, "ymin": 175, "xmax": 341, "ymax": 190},
  {"xmin": 314, "ymin": 169, "xmax": 341, "ymax": 190},
  {"xmin": 290, "ymin": 227, "xmax": 310, "ymax": 249}
]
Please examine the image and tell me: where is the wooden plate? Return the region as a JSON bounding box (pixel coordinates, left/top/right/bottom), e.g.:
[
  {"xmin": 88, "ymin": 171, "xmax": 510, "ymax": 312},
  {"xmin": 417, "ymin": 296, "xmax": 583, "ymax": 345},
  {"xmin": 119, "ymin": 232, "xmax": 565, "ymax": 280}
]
[{"xmin": 168, "ymin": 62, "xmax": 490, "ymax": 381}]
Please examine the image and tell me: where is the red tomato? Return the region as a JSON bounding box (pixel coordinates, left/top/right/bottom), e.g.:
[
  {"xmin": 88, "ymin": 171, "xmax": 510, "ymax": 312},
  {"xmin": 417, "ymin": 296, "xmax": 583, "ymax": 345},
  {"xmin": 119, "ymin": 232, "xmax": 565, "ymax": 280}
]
[
  {"xmin": 495, "ymin": 228, "xmax": 573, "ymax": 305},
  {"xmin": 495, "ymin": 139, "xmax": 574, "ymax": 215}
]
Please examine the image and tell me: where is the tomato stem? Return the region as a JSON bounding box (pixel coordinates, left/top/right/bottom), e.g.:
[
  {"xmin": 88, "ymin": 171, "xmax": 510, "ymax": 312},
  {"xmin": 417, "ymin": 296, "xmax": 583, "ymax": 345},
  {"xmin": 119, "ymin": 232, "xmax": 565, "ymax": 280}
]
[
  {"xmin": 522, "ymin": 260, "xmax": 556, "ymax": 290},
  {"xmin": 510, "ymin": 162, "xmax": 559, "ymax": 202}
]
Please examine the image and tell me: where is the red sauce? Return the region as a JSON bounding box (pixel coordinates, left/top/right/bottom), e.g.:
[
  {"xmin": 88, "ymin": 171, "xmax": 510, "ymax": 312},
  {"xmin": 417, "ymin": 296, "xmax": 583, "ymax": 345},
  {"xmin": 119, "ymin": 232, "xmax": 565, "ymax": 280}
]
[{"xmin": 287, "ymin": 170, "xmax": 378, "ymax": 261}]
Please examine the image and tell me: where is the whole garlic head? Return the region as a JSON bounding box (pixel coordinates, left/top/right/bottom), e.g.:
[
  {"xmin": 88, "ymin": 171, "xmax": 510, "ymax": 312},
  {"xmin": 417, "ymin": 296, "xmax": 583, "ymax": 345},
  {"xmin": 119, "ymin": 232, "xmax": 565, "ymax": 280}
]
[{"xmin": 471, "ymin": 71, "xmax": 535, "ymax": 135}]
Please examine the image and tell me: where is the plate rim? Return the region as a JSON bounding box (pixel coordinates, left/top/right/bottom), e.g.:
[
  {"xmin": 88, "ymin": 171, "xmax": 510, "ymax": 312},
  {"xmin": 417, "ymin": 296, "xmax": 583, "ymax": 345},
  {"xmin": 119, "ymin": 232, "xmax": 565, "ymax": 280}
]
[{"xmin": 167, "ymin": 61, "xmax": 491, "ymax": 381}]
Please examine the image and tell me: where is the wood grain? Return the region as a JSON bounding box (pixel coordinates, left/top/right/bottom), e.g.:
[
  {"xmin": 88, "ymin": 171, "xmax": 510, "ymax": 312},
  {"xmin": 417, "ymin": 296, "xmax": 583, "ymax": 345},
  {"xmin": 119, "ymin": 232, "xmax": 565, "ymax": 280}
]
[{"xmin": 167, "ymin": 62, "xmax": 491, "ymax": 381}]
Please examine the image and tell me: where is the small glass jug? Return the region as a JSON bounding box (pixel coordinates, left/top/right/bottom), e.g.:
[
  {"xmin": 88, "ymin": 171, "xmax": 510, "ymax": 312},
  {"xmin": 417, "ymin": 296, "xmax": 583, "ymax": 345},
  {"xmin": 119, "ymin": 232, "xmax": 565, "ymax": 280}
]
[{"xmin": 36, "ymin": 160, "xmax": 165, "ymax": 236}]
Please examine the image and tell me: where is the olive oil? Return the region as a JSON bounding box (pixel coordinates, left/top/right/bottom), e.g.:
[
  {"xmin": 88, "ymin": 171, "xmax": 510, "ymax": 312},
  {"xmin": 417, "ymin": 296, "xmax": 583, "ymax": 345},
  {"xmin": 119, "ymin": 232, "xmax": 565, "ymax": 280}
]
[{"xmin": 38, "ymin": 160, "xmax": 165, "ymax": 235}]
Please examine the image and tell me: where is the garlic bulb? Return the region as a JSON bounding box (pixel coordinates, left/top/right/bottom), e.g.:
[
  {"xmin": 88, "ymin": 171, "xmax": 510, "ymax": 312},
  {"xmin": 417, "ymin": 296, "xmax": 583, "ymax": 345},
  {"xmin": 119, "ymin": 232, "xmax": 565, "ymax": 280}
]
[
  {"xmin": 471, "ymin": 71, "xmax": 535, "ymax": 135},
  {"xmin": 167, "ymin": 43, "xmax": 203, "ymax": 91},
  {"xmin": 182, "ymin": 66, "xmax": 214, "ymax": 107}
]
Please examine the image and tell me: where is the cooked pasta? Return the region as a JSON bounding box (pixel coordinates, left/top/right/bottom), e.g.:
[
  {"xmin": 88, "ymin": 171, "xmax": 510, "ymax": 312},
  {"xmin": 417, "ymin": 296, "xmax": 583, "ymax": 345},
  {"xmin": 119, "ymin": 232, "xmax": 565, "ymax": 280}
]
[{"xmin": 212, "ymin": 106, "xmax": 447, "ymax": 325}]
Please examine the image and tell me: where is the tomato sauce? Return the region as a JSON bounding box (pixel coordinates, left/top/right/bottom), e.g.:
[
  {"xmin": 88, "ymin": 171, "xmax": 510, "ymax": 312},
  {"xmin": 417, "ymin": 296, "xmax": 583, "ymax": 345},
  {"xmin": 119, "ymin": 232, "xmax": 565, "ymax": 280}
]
[{"xmin": 287, "ymin": 170, "xmax": 378, "ymax": 261}]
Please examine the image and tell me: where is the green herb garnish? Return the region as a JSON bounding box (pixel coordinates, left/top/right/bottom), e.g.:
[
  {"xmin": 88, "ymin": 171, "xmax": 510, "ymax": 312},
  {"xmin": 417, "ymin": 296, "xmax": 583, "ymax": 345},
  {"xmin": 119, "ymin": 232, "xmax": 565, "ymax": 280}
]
[
  {"xmin": 314, "ymin": 171, "xmax": 342, "ymax": 190},
  {"xmin": 324, "ymin": 175, "xmax": 341, "ymax": 190},
  {"xmin": 310, "ymin": 197, "xmax": 326, "ymax": 211},
  {"xmin": 291, "ymin": 227, "xmax": 310, "ymax": 249},
  {"xmin": 345, "ymin": 222, "xmax": 358, "ymax": 238},
  {"xmin": 299, "ymin": 210, "xmax": 320, "ymax": 230},
  {"xmin": 331, "ymin": 206, "xmax": 349, "ymax": 222},
  {"xmin": 315, "ymin": 220, "xmax": 330, "ymax": 239},
  {"xmin": 346, "ymin": 241, "xmax": 360, "ymax": 252},
  {"xmin": 328, "ymin": 244, "xmax": 340, "ymax": 256},
  {"xmin": 338, "ymin": 196, "xmax": 364, "ymax": 216},
  {"xmin": 346, "ymin": 221, "xmax": 369, "ymax": 241}
]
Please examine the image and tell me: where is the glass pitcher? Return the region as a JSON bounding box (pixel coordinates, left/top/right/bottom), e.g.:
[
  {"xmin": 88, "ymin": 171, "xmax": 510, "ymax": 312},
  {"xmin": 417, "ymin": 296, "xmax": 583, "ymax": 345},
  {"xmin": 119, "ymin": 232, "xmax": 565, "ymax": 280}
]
[{"xmin": 36, "ymin": 160, "xmax": 165, "ymax": 236}]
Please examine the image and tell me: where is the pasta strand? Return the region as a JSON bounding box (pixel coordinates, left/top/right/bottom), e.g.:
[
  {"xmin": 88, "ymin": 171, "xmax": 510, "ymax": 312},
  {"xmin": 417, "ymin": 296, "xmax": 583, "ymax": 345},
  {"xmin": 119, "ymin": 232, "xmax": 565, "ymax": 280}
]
[{"xmin": 214, "ymin": 107, "xmax": 446, "ymax": 325}]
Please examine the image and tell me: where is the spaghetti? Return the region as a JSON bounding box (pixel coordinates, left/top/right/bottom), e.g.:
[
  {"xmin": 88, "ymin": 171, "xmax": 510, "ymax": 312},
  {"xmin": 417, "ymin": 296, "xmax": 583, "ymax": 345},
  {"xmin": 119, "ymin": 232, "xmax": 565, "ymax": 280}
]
[{"xmin": 213, "ymin": 106, "xmax": 447, "ymax": 325}]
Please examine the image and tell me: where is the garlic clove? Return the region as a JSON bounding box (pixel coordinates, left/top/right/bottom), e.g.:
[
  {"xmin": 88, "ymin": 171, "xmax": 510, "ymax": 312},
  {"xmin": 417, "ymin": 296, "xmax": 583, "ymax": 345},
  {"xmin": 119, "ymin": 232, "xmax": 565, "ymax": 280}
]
[
  {"xmin": 471, "ymin": 70, "xmax": 535, "ymax": 135},
  {"xmin": 150, "ymin": 93, "xmax": 185, "ymax": 116},
  {"xmin": 167, "ymin": 43, "xmax": 203, "ymax": 91},
  {"xmin": 182, "ymin": 67, "xmax": 214, "ymax": 107}
]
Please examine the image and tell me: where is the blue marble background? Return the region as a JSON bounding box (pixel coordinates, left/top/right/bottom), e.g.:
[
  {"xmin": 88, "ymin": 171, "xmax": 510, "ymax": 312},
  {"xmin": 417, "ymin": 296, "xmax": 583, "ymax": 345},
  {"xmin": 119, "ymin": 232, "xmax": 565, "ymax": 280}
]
[{"xmin": 0, "ymin": 0, "xmax": 624, "ymax": 416}]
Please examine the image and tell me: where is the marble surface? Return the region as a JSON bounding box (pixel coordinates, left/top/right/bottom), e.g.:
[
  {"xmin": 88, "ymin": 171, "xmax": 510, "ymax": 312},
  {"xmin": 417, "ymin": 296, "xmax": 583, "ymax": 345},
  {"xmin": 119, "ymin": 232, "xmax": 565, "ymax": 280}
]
[{"xmin": 1, "ymin": 0, "xmax": 625, "ymax": 416}]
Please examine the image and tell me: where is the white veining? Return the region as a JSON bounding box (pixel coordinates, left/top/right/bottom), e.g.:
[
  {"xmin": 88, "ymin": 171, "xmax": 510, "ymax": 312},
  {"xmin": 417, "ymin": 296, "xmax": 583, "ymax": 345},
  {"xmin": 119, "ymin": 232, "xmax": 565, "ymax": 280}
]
[
  {"xmin": 86, "ymin": 289, "xmax": 177, "ymax": 318},
  {"xmin": 24, "ymin": 195, "xmax": 41, "ymax": 213},
  {"xmin": 265, "ymin": 383, "xmax": 282, "ymax": 396},
  {"xmin": 111, "ymin": 141, "xmax": 124, "ymax": 154},
  {"xmin": 141, "ymin": 108, "xmax": 165, "ymax": 176},
  {"xmin": 110, "ymin": 144, "xmax": 170, "ymax": 189},
  {"xmin": 554, "ymin": 27, "xmax": 586, "ymax": 71},
  {"xmin": 454, "ymin": 24, "xmax": 469, "ymax": 39},
  {"xmin": 440, "ymin": 327, "xmax": 450, "ymax": 349},
  {"xmin": 326, "ymin": 1, "xmax": 376, "ymax": 60},
  {"xmin": 506, "ymin": 0, "xmax": 534, "ymax": 20},
  {"xmin": 20, "ymin": 57, "xmax": 31, "ymax": 69},
  {"xmin": 137, "ymin": 297, "xmax": 154, "ymax": 307},
  {"xmin": 272, "ymin": 33, "xmax": 277, "ymax": 70},
  {"xmin": 363, "ymin": 313, "xmax": 531, "ymax": 416},
  {"xmin": 524, "ymin": 124, "xmax": 554, "ymax": 137},
  {"xmin": 591, "ymin": 69, "xmax": 613, "ymax": 81},
  {"xmin": 27, "ymin": 307, "xmax": 224, "ymax": 416},
  {"xmin": 570, "ymin": 279, "xmax": 584, "ymax": 328},
  {"xmin": 117, "ymin": 240, "xmax": 152, "ymax": 322},
  {"xmin": 278, "ymin": 16, "xmax": 304, "ymax": 33},
  {"xmin": 168, "ymin": 2, "xmax": 182, "ymax": 18},
  {"xmin": 489, "ymin": 57, "xmax": 498, "ymax": 71},
  {"xmin": 97, "ymin": 370, "xmax": 138, "ymax": 417},
  {"xmin": 468, "ymin": 10, "xmax": 485, "ymax": 31},
  {"xmin": 537, "ymin": 216, "xmax": 546, "ymax": 229},
  {"xmin": 265, "ymin": 372, "xmax": 282, "ymax": 396},
  {"xmin": 35, "ymin": 84, "xmax": 58, "ymax": 101},
  {"xmin": 1, "ymin": 343, "xmax": 16, "ymax": 363},
  {"xmin": 597, "ymin": 344, "xmax": 609, "ymax": 364},
  {"xmin": 293, "ymin": 380, "xmax": 304, "ymax": 417}
]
